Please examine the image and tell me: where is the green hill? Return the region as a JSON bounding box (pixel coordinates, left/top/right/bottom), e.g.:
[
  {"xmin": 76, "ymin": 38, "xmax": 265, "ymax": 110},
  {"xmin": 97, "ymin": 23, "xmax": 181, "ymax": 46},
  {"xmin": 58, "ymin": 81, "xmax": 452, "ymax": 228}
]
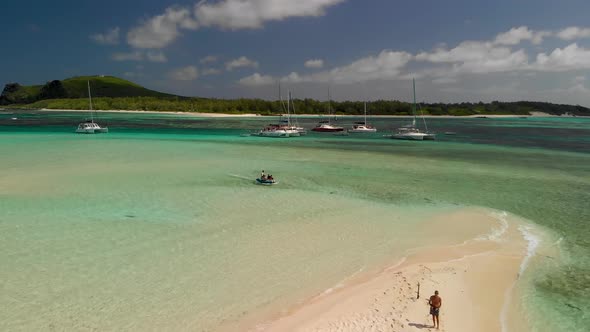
[{"xmin": 0, "ymin": 75, "xmax": 175, "ymax": 104}]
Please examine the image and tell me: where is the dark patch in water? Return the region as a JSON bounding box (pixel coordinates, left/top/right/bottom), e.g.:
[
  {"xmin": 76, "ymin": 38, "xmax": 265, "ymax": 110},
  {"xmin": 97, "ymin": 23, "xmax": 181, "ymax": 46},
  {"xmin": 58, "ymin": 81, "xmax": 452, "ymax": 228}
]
[
  {"xmin": 125, "ymin": 215, "xmax": 136, "ymax": 218},
  {"xmin": 565, "ymin": 303, "xmax": 582, "ymax": 311}
]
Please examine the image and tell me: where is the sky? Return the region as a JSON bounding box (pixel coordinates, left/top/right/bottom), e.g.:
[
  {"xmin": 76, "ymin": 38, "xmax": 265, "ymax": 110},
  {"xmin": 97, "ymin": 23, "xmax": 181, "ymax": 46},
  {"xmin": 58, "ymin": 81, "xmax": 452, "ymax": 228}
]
[{"xmin": 2, "ymin": 0, "xmax": 590, "ymax": 105}]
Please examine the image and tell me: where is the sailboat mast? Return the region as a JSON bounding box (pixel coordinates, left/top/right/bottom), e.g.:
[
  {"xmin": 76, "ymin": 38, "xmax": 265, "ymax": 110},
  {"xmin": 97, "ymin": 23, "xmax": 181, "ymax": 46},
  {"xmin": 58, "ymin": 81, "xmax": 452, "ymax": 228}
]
[
  {"xmin": 87, "ymin": 80, "xmax": 94, "ymax": 123},
  {"xmin": 279, "ymin": 81, "xmax": 282, "ymax": 108},
  {"xmin": 412, "ymin": 78, "xmax": 416, "ymax": 127},
  {"xmin": 328, "ymin": 87, "xmax": 332, "ymax": 125},
  {"xmin": 364, "ymin": 101, "xmax": 367, "ymax": 124},
  {"xmin": 287, "ymin": 91, "xmax": 291, "ymax": 127}
]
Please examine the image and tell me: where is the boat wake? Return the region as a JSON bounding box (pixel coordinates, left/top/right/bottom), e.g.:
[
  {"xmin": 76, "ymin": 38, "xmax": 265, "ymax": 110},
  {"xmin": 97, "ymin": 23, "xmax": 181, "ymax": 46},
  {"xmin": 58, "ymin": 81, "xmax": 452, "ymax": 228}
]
[{"xmin": 227, "ymin": 173, "xmax": 253, "ymax": 181}]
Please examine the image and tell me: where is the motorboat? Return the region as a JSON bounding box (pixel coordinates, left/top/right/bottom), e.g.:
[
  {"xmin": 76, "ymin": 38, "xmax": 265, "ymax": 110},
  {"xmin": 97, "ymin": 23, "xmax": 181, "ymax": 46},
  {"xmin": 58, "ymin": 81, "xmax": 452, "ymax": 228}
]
[{"xmin": 256, "ymin": 178, "xmax": 278, "ymax": 185}]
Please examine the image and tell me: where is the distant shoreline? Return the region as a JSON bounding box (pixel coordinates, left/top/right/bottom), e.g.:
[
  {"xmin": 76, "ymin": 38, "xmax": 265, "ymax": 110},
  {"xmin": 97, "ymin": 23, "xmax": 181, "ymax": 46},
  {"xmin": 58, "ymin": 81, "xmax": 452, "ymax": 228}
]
[{"xmin": 3, "ymin": 108, "xmax": 582, "ymax": 118}]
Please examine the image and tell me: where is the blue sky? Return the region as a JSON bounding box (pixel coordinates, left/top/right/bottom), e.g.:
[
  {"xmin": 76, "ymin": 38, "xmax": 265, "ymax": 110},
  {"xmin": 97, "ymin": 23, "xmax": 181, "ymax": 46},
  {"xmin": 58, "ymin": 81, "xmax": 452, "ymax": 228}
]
[{"xmin": 2, "ymin": 0, "xmax": 590, "ymax": 105}]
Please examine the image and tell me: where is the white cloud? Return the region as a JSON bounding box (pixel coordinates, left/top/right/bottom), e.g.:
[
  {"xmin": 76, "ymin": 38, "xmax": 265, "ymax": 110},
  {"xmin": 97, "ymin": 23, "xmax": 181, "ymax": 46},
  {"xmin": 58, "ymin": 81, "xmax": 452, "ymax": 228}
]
[
  {"xmin": 534, "ymin": 43, "xmax": 590, "ymax": 71},
  {"xmin": 574, "ymin": 75, "xmax": 586, "ymax": 84},
  {"xmin": 124, "ymin": 71, "xmax": 145, "ymax": 79},
  {"xmin": 195, "ymin": 0, "xmax": 345, "ymax": 30},
  {"xmin": 168, "ymin": 66, "xmax": 199, "ymax": 80},
  {"xmin": 110, "ymin": 51, "xmax": 167, "ymax": 62},
  {"xmin": 127, "ymin": 6, "xmax": 198, "ymax": 49},
  {"xmin": 417, "ymin": 41, "xmax": 505, "ymax": 63},
  {"xmin": 314, "ymin": 50, "xmax": 412, "ymax": 83},
  {"xmin": 111, "ymin": 51, "xmax": 144, "ymax": 61},
  {"xmin": 432, "ymin": 77, "xmax": 458, "ymax": 84},
  {"xmin": 229, "ymin": 25, "xmax": 590, "ymax": 106},
  {"xmin": 91, "ymin": 27, "xmax": 120, "ymax": 45},
  {"xmin": 493, "ymin": 26, "xmax": 549, "ymax": 45},
  {"xmin": 200, "ymin": 55, "xmax": 218, "ymax": 64},
  {"xmin": 556, "ymin": 26, "xmax": 590, "ymax": 40},
  {"xmin": 415, "ymin": 39, "xmax": 529, "ymax": 77},
  {"xmin": 238, "ymin": 73, "xmax": 275, "ymax": 86},
  {"xmin": 304, "ymin": 59, "xmax": 324, "ymax": 68},
  {"xmin": 146, "ymin": 51, "xmax": 168, "ymax": 62},
  {"xmin": 238, "ymin": 51, "xmax": 412, "ymax": 85},
  {"xmin": 225, "ymin": 56, "xmax": 259, "ymax": 71},
  {"xmin": 202, "ymin": 68, "xmax": 221, "ymax": 75},
  {"xmin": 125, "ymin": 1, "xmax": 344, "ymax": 48}
]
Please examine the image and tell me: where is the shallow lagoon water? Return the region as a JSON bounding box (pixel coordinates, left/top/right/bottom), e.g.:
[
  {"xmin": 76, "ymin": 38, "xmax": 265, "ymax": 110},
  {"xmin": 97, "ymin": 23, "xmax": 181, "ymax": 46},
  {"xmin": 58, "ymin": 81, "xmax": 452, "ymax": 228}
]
[{"xmin": 1, "ymin": 111, "xmax": 589, "ymax": 331}]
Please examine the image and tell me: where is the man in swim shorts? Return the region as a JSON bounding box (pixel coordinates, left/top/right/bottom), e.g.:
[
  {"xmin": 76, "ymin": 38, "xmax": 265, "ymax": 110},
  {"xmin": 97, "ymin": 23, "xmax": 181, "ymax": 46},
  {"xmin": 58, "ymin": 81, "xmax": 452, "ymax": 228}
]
[{"xmin": 429, "ymin": 290, "xmax": 442, "ymax": 329}]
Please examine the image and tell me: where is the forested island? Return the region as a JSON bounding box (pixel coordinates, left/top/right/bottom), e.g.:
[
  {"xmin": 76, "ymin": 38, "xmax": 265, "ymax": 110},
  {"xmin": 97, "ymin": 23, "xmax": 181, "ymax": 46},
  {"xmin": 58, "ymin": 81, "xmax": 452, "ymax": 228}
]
[{"xmin": 2, "ymin": 75, "xmax": 588, "ymax": 116}]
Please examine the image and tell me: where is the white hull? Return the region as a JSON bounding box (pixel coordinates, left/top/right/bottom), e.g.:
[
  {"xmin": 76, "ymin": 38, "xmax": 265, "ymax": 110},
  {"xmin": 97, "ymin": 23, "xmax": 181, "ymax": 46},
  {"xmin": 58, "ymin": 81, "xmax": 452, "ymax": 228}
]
[
  {"xmin": 391, "ymin": 133, "xmax": 425, "ymax": 140},
  {"xmin": 76, "ymin": 123, "xmax": 108, "ymax": 134},
  {"xmin": 255, "ymin": 129, "xmax": 299, "ymax": 137},
  {"xmin": 391, "ymin": 132, "xmax": 435, "ymax": 140},
  {"xmin": 349, "ymin": 127, "xmax": 377, "ymax": 133},
  {"xmin": 292, "ymin": 127, "xmax": 308, "ymax": 135},
  {"xmin": 75, "ymin": 128, "xmax": 109, "ymax": 134}
]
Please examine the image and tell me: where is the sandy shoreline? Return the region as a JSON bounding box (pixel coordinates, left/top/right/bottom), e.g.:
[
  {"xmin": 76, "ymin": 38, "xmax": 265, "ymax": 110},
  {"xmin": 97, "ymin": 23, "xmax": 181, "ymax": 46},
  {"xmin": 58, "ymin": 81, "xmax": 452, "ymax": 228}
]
[
  {"xmin": 35, "ymin": 108, "xmax": 261, "ymax": 117},
  {"xmin": 221, "ymin": 210, "xmax": 551, "ymax": 332},
  {"xmin": 3, "ymin": 108, "xmax": 583, "ymax": 118}
]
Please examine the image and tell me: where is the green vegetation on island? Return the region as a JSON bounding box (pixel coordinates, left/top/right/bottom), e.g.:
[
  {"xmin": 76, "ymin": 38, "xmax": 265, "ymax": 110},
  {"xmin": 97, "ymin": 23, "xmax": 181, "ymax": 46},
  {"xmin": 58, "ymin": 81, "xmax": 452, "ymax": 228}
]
[{"xmin": 2, "ymin": 75, "xmax": 589, "ymax": 116}]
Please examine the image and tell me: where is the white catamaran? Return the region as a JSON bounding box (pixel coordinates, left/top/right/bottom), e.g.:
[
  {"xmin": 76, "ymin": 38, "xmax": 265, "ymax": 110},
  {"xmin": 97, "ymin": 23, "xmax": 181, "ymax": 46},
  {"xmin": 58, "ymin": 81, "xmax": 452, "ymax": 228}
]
[
  {"xmin": 280, "ymin": 91, "xmax": 307, "ymax": 135},
  {"xmin": 76, "ymin": 81, "xmax": 108, "ymax": 134},
  {"xmin": 390, "ymin": 79, "xmax": 434, "ymax": 141},
  {"xmin": 253, "ymin": 85, "xmax": 299, "ymax": 138}
]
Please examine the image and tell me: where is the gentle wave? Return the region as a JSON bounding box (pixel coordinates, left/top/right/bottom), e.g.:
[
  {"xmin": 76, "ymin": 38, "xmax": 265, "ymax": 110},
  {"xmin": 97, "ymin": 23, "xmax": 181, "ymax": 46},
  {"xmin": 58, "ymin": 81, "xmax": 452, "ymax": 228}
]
[
  {"xmin": 518, "ymin": 225, "xmax": 541, "ymax": 277},
  {"xmin": 477, "ymin": 210, "xmax": 509, "ymax": 241},
  {"xmin": 500, "ymin": 223, "xmax": 542, "ymax": 332}
]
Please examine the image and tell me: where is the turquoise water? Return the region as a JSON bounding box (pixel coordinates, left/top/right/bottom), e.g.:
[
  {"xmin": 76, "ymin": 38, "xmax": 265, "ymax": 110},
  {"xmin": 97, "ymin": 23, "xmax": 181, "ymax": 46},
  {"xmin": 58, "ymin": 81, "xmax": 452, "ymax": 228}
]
[{"xmin": 1, "ymin": 110, "xmax": 589, "ymax": 331}]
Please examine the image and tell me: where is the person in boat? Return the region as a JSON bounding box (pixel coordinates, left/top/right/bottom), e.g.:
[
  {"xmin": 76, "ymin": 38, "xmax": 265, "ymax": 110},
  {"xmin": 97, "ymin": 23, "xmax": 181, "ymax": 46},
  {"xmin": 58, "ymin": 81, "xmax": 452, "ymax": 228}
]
[
  {"xmin": 260, "ymin": 170, "xmax": 266, "ymax": 180},
  {"xmin": 267, "ymin": 174, "xmax": 273, "ymax": 181}
]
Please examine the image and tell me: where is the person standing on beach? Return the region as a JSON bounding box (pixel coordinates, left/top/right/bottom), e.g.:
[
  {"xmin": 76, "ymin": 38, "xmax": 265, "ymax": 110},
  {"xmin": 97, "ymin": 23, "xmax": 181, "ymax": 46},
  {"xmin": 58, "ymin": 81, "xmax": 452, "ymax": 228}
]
[{"xmin": 429, "ymin": 290, "xmax": 442, "ymax": 329}]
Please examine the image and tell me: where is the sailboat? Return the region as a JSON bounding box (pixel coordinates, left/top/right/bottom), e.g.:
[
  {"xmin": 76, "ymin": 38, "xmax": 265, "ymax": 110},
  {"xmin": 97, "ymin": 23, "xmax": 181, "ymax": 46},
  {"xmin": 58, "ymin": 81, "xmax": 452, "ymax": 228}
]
[
  {"xmin": 348, "ymin": 101, "xmax": 377, "ymax": 133},
  {"xmin": 280, "ymin": 91, "xmax": 307, "ymax": 135},
  {"xmin": 390, "ymin": 79, "xmax": 435, "ymax": 140},
  {"xmin": 252, "ymin": 84, "xmax": 305, "ymax": 138},
  {"xmin": 75, "ymin": 81, "xmax": 108, "ymax": 134},
  {"xmin": 312, "ymin": 88, "xmax": 344, "ymax": 132}
]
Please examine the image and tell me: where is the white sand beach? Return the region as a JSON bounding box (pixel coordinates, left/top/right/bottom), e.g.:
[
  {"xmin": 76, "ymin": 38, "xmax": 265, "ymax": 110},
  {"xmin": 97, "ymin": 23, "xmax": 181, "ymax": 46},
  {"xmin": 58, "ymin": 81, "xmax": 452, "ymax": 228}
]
[
  {"xmin": 223, "ymin": 209, "xmax": 552, "ymax": 332},
  {"xmin": 38, "ymin": 108, "xmax": 261, "ymax": 117},
  {"xmin": 28, "ymin": 108, "xmax": 568, "ymax": 118}
]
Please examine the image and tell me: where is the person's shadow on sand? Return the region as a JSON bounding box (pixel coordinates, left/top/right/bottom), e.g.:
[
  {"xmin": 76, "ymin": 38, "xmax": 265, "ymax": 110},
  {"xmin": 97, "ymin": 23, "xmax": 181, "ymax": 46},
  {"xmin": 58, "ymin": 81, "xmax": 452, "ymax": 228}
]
[{"xmin": 408, "ymin": 322, "xmax": 433, "ymax": 329}]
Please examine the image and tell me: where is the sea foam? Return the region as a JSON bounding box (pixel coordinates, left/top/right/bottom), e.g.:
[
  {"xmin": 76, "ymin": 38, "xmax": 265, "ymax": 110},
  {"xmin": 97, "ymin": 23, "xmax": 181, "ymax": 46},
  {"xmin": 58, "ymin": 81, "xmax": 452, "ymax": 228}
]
[
  {"xmin": 500, "ymin": 223, "xmax": 541, "ymax": 332},
  {"xmin": 477, "ymin": 210, "xmax": 509, "ymax": 242}
]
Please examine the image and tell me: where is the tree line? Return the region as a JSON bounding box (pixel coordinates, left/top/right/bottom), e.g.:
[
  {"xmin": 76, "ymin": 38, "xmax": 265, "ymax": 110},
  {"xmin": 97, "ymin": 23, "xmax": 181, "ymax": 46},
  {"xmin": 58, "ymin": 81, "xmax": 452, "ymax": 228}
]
[{"xmin": 2, "ymin": 81, "xmax": 588, "ymax": 116}]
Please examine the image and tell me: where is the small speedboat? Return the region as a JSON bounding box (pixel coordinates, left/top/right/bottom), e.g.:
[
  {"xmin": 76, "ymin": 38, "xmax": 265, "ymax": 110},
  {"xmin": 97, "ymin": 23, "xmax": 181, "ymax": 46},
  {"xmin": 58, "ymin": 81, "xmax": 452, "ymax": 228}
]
[{"xmin": 255, "ymin": 178, "xmax": 278, "ymax": 185}]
